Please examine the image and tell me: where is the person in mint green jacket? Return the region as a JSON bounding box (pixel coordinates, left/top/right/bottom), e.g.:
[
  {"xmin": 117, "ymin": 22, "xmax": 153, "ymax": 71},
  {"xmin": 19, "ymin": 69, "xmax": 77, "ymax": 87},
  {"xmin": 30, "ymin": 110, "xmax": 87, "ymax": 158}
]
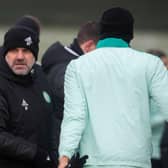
[{"xmin": 58, "ymin": 7, "xmax": 168, "ymax": 168}]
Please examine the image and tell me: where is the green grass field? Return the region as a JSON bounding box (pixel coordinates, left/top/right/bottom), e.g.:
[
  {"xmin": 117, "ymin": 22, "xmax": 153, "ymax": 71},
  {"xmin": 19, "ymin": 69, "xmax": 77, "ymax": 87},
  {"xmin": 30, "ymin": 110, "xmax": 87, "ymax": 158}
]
[{"xmin": 1, "ymin": 26, "xmax": 168, "ymax": 61}]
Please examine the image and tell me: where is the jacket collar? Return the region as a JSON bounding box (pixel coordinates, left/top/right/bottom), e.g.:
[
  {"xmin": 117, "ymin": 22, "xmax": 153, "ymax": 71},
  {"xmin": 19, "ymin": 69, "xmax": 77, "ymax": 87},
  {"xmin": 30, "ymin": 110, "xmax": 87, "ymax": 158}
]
[
  {"xmin": 96, "ymin": 38, "xmax": 129, "ymax": 48},
  {"xmin": 69, "ymin": 38, "xmax": 84, "ymax": 56}
]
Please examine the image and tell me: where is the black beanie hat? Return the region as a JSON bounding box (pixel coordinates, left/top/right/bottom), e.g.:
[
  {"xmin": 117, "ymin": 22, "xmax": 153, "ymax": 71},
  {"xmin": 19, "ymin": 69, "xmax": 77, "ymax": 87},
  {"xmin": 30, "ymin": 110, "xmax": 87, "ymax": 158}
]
[
  {"xmin": 2, "ymin": 26, "xmax": 39, "ymax": 60},
  {"xmin": 15, "ymin": 15, "xmax": 40, "ymax": 36},
  {"xmin": 100, "ymin": 7, "xmax": 134, "ymax": 42}
]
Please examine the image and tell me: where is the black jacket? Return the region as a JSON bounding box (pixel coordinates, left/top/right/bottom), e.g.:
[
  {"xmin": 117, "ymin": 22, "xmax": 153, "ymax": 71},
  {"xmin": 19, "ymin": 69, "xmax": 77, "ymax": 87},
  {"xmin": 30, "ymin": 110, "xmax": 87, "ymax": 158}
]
[
  {"xmin": 0, "ymin": 54, "xmax": 60, "ymax": 168},
  {"xmin": 41, "ymin": 39, "xmax": 83, "ymax": 120},
  {"xmin": 160, "ymin": 122, "xmax": 168, "ymax": 168}
]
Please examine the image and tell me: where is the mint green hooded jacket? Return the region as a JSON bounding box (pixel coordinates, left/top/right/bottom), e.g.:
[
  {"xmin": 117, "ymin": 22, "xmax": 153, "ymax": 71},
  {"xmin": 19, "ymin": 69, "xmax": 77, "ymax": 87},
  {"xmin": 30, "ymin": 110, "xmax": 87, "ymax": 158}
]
[{"xmin": 59, "ymin": 39, "xmax": 168, "ymax": 168}]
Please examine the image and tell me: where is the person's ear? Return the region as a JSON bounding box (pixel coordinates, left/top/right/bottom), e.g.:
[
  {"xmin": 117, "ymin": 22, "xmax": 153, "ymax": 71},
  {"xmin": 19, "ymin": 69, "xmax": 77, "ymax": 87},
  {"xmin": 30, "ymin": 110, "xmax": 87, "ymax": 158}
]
[{"xmin": 81, "ymin": 40, "xmax": 96, "ymax": 53}]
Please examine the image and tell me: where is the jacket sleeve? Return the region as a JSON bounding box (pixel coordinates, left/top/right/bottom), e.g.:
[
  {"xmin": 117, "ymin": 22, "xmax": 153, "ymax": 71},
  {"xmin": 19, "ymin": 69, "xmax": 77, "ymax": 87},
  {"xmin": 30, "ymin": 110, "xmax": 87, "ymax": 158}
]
[
  {"xmin": 148, "ymin": 58, "xmax": 168, "ymax": 120},
  {"xmin": 59, "ymin": 61, "xmax": 87, "ymax": 159},
  {"xmin": 48, "ymin": 91, "xmax": 62, "ymax": 164},
  {"xmin": 0, "ymin": 92, "xmax": 38, "ymax": 161}
]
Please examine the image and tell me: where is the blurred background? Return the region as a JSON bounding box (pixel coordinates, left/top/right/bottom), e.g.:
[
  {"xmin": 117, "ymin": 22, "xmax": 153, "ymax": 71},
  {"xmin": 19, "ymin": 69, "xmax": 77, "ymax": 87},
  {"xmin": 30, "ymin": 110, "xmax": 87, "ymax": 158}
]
[{"xmin": 0, "ymin": 0, "xmax": 168, "ymax": 60}]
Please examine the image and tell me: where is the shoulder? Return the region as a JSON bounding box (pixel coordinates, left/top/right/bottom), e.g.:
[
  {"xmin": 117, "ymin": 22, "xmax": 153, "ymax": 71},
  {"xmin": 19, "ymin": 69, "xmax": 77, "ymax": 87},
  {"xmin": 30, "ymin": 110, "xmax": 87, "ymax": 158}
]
[
  {"xmin": 42, "ymin": 41, "xmax": 73, "ymax": 60},
  {"xmin": 44, "ymin": 41, "xmax": 64, "ymax": 54},
  {"xmin": 42, "ymin": 41, "xmax": 64, "ymax": 63},
  {"xmin": 33, "ymin": 63, "xmax": 48, "ymax": 81},
  {"xmin": 42, "ymin": 41, "xmax": 78, "ymax": 73},
  {"xmin": 67, "ymin": 49, "xmax": 100, "ymax": 69}
]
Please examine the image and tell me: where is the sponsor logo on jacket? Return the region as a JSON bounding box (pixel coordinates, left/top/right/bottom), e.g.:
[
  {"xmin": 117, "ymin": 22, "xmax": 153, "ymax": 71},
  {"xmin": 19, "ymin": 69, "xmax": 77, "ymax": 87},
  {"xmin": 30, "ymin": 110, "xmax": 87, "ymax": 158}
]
[{"xmin": 21, "ymin": 99, "xmax": 29, "ymax": 110}]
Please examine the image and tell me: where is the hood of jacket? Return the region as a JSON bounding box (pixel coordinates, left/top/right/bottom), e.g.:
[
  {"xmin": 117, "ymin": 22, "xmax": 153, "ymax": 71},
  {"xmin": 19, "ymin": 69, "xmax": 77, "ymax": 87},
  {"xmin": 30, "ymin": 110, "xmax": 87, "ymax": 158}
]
[{"xmin": 41, "ymin": 39, "xmax": 83, "ymax": 73}]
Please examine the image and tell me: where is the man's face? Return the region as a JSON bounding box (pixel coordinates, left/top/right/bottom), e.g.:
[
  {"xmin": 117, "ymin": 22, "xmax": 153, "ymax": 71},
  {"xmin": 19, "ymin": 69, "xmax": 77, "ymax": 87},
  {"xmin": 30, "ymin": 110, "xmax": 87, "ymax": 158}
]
[{"xmin": 5, "ymin": 48, "xmax": 35, "ymax": 75}]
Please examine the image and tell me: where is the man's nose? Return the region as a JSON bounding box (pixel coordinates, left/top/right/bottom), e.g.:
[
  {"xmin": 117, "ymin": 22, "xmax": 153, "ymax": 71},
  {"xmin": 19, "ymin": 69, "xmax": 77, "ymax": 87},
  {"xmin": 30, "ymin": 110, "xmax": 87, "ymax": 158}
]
[{"xmin": 16, "ymin": 50, "xmax": 24, "ymax": 59}]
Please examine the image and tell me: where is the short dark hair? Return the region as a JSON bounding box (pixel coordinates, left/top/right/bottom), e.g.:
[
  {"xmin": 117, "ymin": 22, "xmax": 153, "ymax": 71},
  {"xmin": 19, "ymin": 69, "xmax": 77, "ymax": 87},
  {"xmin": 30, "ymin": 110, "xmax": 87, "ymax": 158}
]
[
  {"xmin": 77, "ymin": 21, "xmax": 100, "ymax": 45},
  {"xmin": 146, "ymin": 49, "xmax": 166, "ymax": 58},
  {"xmin": 99, "ymin": 7, "xmax": 134, "ymax": 43}
]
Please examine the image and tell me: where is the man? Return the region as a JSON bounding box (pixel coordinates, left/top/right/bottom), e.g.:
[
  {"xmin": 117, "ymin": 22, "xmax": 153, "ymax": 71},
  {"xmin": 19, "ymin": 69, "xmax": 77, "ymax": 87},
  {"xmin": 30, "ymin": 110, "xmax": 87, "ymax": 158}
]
[
  {"xmin": 58, "ymin": 7, "xmax": 168, "ymax": 168},
  {"xmin": 41, "ymin": 21, "xmax": 99, "ymax": 121},
  {"xmin": 0, "ymin": 16, "xmax": 59, "ymax": 168},
  {"xmin": 42, "ymin": 22, "xmax": 99, "ymax": 167}
]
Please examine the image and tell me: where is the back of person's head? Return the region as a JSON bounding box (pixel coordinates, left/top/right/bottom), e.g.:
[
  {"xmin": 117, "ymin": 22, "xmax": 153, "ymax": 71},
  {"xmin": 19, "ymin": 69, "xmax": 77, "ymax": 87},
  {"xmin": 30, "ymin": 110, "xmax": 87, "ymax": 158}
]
[
  {"xmin": 77, "ymin": 21, "xmax": 100, "ymax": 45},
  {"xmin": 99, "ymin": 7, "xmax": 134, "ymax": 43}
]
